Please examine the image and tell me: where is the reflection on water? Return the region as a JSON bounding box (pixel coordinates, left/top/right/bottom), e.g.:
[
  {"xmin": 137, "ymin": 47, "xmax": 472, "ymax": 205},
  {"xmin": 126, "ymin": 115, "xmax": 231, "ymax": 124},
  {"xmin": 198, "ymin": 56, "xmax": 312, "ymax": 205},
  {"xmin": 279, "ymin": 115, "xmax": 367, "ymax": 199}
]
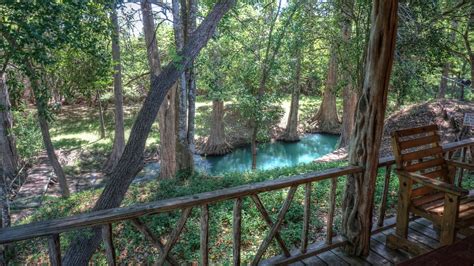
[{"xmin": 199, "ymin": 134, "xmax": 339, "ymax": 175}]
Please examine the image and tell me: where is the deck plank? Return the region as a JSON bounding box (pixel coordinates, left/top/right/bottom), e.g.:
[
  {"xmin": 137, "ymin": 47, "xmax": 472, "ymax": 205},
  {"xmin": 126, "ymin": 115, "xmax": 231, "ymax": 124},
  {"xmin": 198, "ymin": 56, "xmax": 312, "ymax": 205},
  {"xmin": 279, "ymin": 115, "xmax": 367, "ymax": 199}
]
[
  {"xmin": 330, "ymin": 248, "xmax": 372, "ymax": 266},
  {"xmin": 300, "ymin": 255, "xmax": 327, "ymax": 265},
  {"xmin": 370, "ymin": 233, "xmax": 412, "ymax": 264},
  {"xmin": 317, "ymin": 250, "xmax": 349, "ymax": 265}
]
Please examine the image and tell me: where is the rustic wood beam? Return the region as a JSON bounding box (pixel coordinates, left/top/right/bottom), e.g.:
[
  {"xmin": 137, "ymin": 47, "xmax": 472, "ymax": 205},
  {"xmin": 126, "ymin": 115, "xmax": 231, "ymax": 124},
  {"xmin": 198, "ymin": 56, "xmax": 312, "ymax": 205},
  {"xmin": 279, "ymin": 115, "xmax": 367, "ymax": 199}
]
[
  {"xmin": 250, "ymin": 194, "xmax": 291, "ymax": 257},
  {"xmin": 155, "ymin": 207, "xmax": 192, "ymax": 266},
  {"xmin": 251, "ymin": 186, "xmax": 297, "ymax": 265},
  {"xmin": 341, "ymin": 0, "xmax": 399, "ymax": 256}
]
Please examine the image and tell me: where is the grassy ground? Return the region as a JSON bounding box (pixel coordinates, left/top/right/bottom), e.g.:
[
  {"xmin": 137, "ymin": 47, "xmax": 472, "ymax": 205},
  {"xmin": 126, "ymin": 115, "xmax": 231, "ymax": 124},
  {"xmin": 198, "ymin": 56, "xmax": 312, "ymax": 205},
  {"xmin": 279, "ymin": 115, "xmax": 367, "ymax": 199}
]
[{"xmin": 11, "ymin": 161, "xmax": 401, "ymax": 264}]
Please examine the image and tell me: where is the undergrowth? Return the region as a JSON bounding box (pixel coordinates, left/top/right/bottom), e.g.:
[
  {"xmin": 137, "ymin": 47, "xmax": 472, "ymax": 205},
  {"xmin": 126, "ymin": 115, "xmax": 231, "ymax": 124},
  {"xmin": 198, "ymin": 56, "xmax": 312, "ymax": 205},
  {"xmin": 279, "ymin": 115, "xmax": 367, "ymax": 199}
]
[{"xmin": 11, "ymin": 161, "xmax": 400, "ymax": 264}]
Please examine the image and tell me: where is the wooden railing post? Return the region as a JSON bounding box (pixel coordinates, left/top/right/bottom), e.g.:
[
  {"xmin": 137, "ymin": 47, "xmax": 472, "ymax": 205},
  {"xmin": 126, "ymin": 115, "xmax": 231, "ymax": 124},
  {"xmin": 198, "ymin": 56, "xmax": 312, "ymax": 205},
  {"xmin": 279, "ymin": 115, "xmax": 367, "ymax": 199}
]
[
  {"xmin": 102, "ymin": 224, "xmax": 116, "ymax": 266},
  {"xmin": 301, "ymin": 182, "xmax": 311, "ymax": 253},
  {"xmin": 200, "ymin": 204, "xmax": 209, "ymax": 266},
  {"xmin": 47, "ymin": 234, "xmax": 61, "ymax": 266},
  {"xmin": 233, "ymin": 198, "xmax": 242, "ymax": 266},
  {"xmin": 378, "ymin": 165, "xmax": 392, "ymax": 227},
  {"xmin": 326, "ymin": 178, "xmax": 337, "ymax": 244}
]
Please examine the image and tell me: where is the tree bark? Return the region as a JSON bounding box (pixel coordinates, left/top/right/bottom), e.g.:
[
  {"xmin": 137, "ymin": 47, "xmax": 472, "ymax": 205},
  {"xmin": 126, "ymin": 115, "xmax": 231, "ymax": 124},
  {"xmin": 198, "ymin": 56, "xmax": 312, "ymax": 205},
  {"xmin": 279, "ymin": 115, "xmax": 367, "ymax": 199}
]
[
  {"xmin": 24, "ymin": 63, "xmax": 70, "ymax": 198},
  {"xmin": 341, "ymin": 0, "xmax": 398, "ymax": 256},
  {"xmin": 0, "ymin": 72, "xmax": 17, "ymax": 179},
  {"xmin": 103, "ymin": 7, "xmax": 126, "ymax": 173},
  {"xmin": 186, "ymin": 0, "xmax": 198, "ymax": 153},
  {"xmin": 173, "ymin": 0, "xmax": 194, "ymax": 175},
  {"xmin": 0, "ymin": 72, "xmax": 12, "ymax": 265},
  {"xmin": 199, "ymin": 100, "xmax": 232, "ymax": 155},
  {"xmin": 279, "ymin": 45, "xmax": 302, "ymax": 142},
  {"xmin": 310, "ymin": 49, "xmax": 340, "ymax": 134},
  {"xmin": 62, "ymin": 0, "xmax": 235, "ymax": 263},
  {"xmin": 438, "ymin": 63, "xmax": 449, "ymax": 99},
  {"xmin": 96, "ymin": 90, "xmax": 106, "ymax": 139},
  {"xmin": 141, "ymin": 0, "xmax": 179, "ymax": 179},
  {"xmin": 339, "ymin": 0, "xmax": 358, "ymax": 148}
]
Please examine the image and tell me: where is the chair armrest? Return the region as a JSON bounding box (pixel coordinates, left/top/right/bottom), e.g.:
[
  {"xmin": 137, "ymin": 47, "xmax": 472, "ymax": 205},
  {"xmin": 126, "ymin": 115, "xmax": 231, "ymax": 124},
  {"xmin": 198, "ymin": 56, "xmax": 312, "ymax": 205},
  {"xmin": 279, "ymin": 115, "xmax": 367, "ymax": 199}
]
[
  {"xmin": 446, "ymin": 160, "xmax": 474, "ymax": 170},
  {"xmin": 396, "ymin": 170, "xmax": 469, "ymax": 197}
]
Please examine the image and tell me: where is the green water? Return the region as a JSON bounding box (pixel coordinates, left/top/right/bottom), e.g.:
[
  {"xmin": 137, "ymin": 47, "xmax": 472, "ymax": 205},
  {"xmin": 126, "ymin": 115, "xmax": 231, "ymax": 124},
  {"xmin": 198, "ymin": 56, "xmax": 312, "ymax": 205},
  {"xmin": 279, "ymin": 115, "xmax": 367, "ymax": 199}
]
[{"xmin": 199, "ymin": 134, "xmax": 339, "ymax": 175}]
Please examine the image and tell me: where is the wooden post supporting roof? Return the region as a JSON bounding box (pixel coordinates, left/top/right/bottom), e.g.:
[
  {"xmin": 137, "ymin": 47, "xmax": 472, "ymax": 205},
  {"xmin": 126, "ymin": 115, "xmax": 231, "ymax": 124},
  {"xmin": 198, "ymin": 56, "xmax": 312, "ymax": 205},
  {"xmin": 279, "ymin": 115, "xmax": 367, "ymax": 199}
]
[{"xmin": 341, "ymin": 0, "xmax": 399, "ymax": 256}]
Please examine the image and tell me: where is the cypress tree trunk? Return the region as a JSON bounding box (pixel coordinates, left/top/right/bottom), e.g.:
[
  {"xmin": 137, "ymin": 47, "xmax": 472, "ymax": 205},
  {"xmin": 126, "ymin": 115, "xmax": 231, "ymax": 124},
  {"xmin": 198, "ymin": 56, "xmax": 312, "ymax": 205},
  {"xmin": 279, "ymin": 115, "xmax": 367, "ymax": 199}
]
[
  {"xmin": 200, "ymin": 100, "xmax": 232, "ymax": 155},
  {"xmin": 0, "ymin": 72, "xmax": 17, "ymax": 179},
  {"xmin": 438, "ymin": 63, "xmax": 449, "ymax": 99},
  {"xmin": 0, "ymin": 72, "xmax": 12, "ymax": 265},
  {"xmin": 341, "ymin": 0, "xmax": 398, "ymax": 256},
  {"xmin": 310, "ymin": 50, "xmax": 340, "ymax": 134},
  {"xmin": 141, "ymin": 0, "xmax": 179, "ymax": 179},
  {"xmin": 279, "ymin": 46, "xmax": 301, "ymax": 142},
  {"xmin": 339, "ymin": 0, "xmax": 357, "ymax": 148},
  {"xmin": 103, "ymin": 7, "xmax": 126, "ymax": 173},
  {"xmin": 61, "ymin": 0, "xmax": 235, "ymax": 262},
  {"xmin": 186, "ymin": 0, "xmax": 198, "ymax": 152},
  {"xmin": 173, "ymin": 0, "xmax": 194, "ymax": 175}
]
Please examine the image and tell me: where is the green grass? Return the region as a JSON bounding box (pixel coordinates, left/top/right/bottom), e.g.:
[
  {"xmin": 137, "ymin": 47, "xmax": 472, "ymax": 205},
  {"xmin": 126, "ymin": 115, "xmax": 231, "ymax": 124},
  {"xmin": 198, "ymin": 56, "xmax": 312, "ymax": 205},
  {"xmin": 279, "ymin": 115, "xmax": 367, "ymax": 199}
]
[{"xmin": 12, "ymin": 161, "xmax": 400, "ymax": 264}]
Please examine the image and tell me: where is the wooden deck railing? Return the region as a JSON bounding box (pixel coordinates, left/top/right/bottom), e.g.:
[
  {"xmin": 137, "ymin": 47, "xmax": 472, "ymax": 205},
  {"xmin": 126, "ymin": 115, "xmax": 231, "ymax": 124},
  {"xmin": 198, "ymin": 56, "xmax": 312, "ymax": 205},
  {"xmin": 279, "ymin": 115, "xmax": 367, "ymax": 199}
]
[{"xmin": 1, "ymin": 138, "xmax": 473, "ymax": 265}]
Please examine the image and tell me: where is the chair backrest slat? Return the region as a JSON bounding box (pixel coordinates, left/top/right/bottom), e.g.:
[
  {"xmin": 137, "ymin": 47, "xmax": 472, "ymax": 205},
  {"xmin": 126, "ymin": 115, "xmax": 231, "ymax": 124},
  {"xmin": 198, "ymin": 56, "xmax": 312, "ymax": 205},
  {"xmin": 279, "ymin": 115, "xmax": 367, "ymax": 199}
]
[{"xmin": 391, "ymin": 124, "xmax": 450, "ymax": 199}]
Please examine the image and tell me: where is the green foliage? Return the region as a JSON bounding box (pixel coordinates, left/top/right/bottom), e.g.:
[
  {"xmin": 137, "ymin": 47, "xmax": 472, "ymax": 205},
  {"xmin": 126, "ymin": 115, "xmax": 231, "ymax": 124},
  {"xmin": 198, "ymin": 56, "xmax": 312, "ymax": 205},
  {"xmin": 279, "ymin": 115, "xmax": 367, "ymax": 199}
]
[
  {"xmin": 13, "ymin": 161, "xmax": 400, "ymax": 264},
  {"xmin": 12, "ymin": 110, "xmax": 43, "ymax": 160}
]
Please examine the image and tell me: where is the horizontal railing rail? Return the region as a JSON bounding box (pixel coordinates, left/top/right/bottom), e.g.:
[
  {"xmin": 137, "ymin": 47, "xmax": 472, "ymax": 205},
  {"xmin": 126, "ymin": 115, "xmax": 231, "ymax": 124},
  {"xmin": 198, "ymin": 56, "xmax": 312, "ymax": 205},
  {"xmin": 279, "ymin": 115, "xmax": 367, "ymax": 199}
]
[{"xmin": 1, "ymin": 138, "xmax": 472, "ymax": 265}]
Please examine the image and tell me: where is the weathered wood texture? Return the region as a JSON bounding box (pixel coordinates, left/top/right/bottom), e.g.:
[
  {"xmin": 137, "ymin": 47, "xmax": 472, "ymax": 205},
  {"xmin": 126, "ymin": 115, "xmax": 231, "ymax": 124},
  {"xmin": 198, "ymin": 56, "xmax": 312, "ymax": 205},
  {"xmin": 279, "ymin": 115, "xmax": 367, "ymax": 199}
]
[
  {"xmin": 0, "ymin": 139, "xmax": 471, "ymax": 264},
  {"xmin": 388, "ymin": 125, "xmax": 474, "ymax": 255},
  {"xmin": 342, "ymin": 0, "xmax": 399, "ymax": 256}
]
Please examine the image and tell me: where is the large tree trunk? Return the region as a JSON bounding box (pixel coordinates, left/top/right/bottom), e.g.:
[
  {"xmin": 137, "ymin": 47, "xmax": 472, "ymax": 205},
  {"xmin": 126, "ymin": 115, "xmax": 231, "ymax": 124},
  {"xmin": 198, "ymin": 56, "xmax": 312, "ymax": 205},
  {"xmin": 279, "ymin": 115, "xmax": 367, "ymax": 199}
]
[
  {"xmin": 0, "ymin": 72, "xmax": 13, "ymax": 265},
  {"xmin": 62, "ymin": 0, "xmax": 235, "ymax": 263},
  {"xmin": 339, "ymin": 0, "xmax": 358, "ymax": 148},
  {"xmin": 310, "ymin": 50, "xmax": 340, "ymax": 134},
  {"xmin": 186, "ymin": 0, "xmax": 198, "ymax": 153},
  {"xmin": 341, "ymin": 0, "xmax": 398, "ymax": 256},
  {"xmin": 438, "ymin": 63, "xmax": 449, "ymax": 99},
  {"xmin": 141, "ymin": 0, "xmax": 179, "ymax": 179},
  {"xmin": 0, "ymin": 72, "xmax": 17, "ymax": 179},
  {"xmin": 279, "ymin": 45, "xmax": 302, "ymax": 142},
  {"xmin": 103, "ymin": 7, "xmax": 126, "ymax": 173},
  {"xmin": 173, "ymin": 0, "xmax": 194, "ymax": 175},
  {"xmin": 199, "ymin": 100, "xmax": 232, "ymax": 155}
]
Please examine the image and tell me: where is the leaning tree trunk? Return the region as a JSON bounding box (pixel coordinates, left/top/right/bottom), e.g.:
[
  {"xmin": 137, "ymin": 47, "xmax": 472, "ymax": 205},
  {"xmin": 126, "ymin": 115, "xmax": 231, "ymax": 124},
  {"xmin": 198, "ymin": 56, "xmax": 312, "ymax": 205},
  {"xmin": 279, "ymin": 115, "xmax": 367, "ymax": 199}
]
[
  {"xmin": 62, "ymin": 0, "xmax": 235, "ymax": 263},
  {"xmin": 141, "ymin": 0, "xmax": 178, "ymax": 179},
  {"xmin": 339, "ymin": 0, "xmax": 358, "ymax": 148},
  {"xmin": 310, "ymin": 50, "xmax": 340, "ymax": 134},
  {"xmin": 0, "ymin": 72, "xmax": 17, "ymax": 179},
  {"xmin": 103, "ymin": 8, "xmax": 126, "ymax": 173},
  {"xmin": 279, "ymin": 45, "xmax": 302, "ymax": 142},
  {"xmin": 25, "ymin": 62, "xmax": 70, "ymax": 198},
  {"xmin": 200, "ymin": 100, "xmax": 232, "ymax": 155},
  {"xmin": 173, "ymin": 0, "xmax": 194, "ymax": 175},
  {"xmin": 341, "ymin": 0, "xmax": 398, "ymax": 256}
]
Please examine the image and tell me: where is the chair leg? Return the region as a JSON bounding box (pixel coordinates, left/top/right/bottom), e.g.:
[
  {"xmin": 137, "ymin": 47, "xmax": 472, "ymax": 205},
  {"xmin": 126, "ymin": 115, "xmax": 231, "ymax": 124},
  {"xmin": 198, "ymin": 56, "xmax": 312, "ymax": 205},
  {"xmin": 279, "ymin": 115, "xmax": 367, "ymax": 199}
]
[
  {"xmin": 439, "ymin": 194, "xmax": 459, "ymax": 246},
  {"xmin": 395, "ymin": 176, "xmax": 412, "ymax": 238},
  {"xmin": 387, "ymin": 176, "xmax": 412, "ymax": 250}
]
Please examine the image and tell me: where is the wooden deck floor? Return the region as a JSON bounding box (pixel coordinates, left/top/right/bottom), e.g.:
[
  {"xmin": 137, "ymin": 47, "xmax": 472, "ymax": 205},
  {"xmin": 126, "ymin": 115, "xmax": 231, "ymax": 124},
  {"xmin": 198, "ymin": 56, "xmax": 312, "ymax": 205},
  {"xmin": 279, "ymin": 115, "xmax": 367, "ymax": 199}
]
[{"xmin": 290, "ymin": 218, "xmax": 460, "ymax": 266}]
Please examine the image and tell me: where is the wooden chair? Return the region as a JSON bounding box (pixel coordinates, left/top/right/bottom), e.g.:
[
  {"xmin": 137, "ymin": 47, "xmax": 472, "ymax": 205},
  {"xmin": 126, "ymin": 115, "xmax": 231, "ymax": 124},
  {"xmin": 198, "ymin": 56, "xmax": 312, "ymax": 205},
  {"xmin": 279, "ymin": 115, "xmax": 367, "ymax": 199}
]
[{"xmin": 386, "ymin": 124, "xmax": 474, "ymax": 255}]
